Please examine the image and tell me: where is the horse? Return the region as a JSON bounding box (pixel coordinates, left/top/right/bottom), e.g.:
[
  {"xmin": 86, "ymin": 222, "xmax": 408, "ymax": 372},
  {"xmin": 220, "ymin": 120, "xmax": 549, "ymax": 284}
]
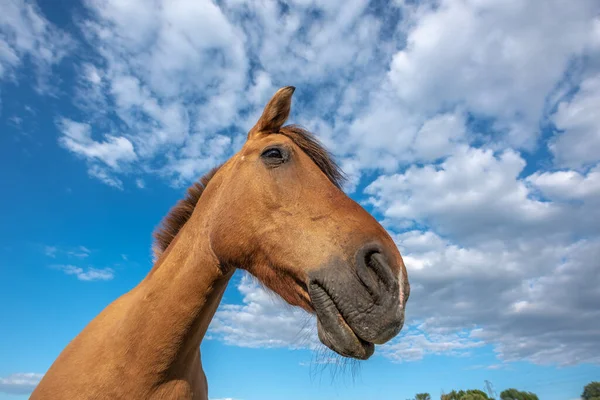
[{"xmin": 31, "ymin": 86, "xmax": 410, "ymax": 399}]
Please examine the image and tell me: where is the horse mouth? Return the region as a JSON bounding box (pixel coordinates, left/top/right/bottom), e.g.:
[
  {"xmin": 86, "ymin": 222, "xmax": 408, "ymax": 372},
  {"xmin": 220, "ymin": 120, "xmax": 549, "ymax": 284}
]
[{"xmin": 309, "ymin": 281, "xmax": 375, "ymax": 360}]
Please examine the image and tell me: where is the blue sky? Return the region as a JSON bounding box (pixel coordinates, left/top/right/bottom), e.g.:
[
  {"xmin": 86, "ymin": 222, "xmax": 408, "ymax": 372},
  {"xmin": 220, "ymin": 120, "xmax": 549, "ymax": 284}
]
[{"xmin": 1, "ymin": 0, "xmax": 600, "ymax": 399}]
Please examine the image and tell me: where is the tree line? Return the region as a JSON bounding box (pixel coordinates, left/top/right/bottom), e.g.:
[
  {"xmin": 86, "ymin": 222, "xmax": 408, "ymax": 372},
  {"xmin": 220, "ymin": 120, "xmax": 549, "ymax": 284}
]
[{"xmin": 408, "ymin": 380, "xmax": 599, "ymax": 400}]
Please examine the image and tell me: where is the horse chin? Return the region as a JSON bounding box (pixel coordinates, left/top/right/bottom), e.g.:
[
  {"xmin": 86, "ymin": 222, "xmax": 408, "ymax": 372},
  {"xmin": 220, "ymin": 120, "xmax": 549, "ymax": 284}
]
[{"xmin": 310, "ymin": 281, "xmax": 375, "ymax": 360}]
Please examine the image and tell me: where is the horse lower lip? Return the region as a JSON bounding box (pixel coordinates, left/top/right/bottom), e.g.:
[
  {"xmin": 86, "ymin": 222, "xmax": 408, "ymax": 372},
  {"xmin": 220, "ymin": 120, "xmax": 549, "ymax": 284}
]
[
  {"xmin": 309, "ymin": 281, "xmax": 374, "ymax": 359},
  {"xmin": 317, "ymin": 318, "xmax": 374, "ymax": 360}
]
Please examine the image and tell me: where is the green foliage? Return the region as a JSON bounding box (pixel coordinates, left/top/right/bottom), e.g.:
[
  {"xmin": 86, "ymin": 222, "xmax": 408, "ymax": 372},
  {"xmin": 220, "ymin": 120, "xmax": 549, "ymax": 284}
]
[
  {"xmin": 441, "ymin": 390, "xmax": 463, "ymax": 400},
  {"xmin": 582, "ymin": 381, "xmax": 600, "ymax": 400},
  {"xmin": 462, "ymin": 394, "xmax": 488, "ymax": 400},
  {"xmin": 500, "ymin": 388, "xmax": 538, "ymax": 400},
  {"xmin": 465, "ymin": 390, "xmax": 490, "ymax": 399},
  {"xmin": 441, "ymin": 389, "xmax": 490, "ymax": 400},
  {"xmin": 416, "ymin": 393, "xmax": 432, "ymax": 400}
]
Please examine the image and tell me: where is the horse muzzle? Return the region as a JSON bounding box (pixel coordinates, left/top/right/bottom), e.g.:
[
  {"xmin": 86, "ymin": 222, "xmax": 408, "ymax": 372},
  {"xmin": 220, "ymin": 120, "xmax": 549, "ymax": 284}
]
[{"xmin": 308, "ymin": 243, "xmax": 408, "ymax": 359}]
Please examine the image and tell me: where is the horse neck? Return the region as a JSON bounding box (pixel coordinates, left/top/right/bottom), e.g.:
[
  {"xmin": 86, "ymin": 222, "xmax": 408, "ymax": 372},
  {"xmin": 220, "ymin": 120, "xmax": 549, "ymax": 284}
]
[{"xmin": 133, "ymin": 211, "xmax": 234, "ymax": 376}]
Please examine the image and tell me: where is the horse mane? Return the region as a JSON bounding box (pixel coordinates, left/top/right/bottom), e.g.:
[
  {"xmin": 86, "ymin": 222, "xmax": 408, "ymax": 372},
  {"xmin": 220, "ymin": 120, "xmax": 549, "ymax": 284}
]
[{"xmin": 151, "ymin": 125, "xmax": 346, "ymax": 261}]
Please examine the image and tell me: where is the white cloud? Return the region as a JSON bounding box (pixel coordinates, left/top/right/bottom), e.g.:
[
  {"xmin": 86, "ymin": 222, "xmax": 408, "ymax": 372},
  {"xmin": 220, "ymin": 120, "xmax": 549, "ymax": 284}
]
[
  {"xmin": 411, "ymin": 111, "xmax": 467, "ymax": 162},
  {"xmin": 165, "ymin": 134, "xmax": 232, "ymax": 185},
  {"xmin": 363, "ymin": 146, "xmax": 600, "ymax": 365},
  {"xmin": 4, "ymin": 0, "xmax": 600, "ymax": 189},
  {"xmin": 52, "ymin": 265, "xmax": 114, "ymax": 281},
  {"xmin": 550, "ymin": 73, "xmax": 600, "ymax": 168},
  {"xmin": 82, "ymin": 0, "xmax": 248, "ymax": 137},
  {"xmin": 402, "ymin": 231, "xmax": 600, "ymax": 365},
  {"xmin": 0, "ymin": 0, "xmax": 73, "ymax": 91},
  {"xmin": 50, "ymin": 0, "xmax": 266, "ymax": 187},
  {"xmin": 57, "ymin": 0, "xmax": 408, "ymax": 188},
  {"xmin": 0, "ymin": 373, "xmax": 43, "ymax": 395},
  {"xmin": 471, "ymin": 238, "xmax": 600, "ymax": 365},
  {"xmin": 43, "ymin": 245, "xmax": 92, "ymax": 259},
  {"xmin": 56, "ymin": 117, "xmax": 137, "ymax": 187},
  {"xmin": 44, "ymin": 245, "xmax": 57, "ymax": 258},
  {"xmin": 57, "ymin": 118, "xmax": 137, "ymax": 169},
  {"xmin": 220, "ymin": 0, "xmax": 385, "ymax": 83},
  {"xmin": 87, "ymin": 165, "xmax": 124, "ymax": 190},
  {"xmin": 86, "ymin": 0, "xmax": 247, "ymax": 98},
  {"xmin": 527, "ymin": 165, "xmax": 600, "ymax": 202},
  {"xmin": 72, "ymin": 63, "xmax": 107, "ymax": 113},
  {"xmin": 387, "ymin": 0, "xmax": 600, "ymax": 150},
  {"xmin": 365, "ymin": 146, "xmax": 563, "ymax": 245},
  {"xmin": 68, "ymin": 246, "xmax": 91, "ymax": 259},
  {"xmin": 323, "ymin": 0, "xmax": 600, "ymax": 181},
  {"xmin": 381, "ymin": 326, "xmax": 484, "ymax": 362},
  {"xmin": 208, "ymin": 274, "xmax": 318, "ymax": 350}
]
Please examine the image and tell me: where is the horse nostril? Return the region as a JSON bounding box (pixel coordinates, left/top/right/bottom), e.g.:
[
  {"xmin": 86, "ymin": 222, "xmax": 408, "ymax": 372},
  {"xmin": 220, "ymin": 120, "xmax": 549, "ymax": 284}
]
[
  {"xmin": 356, "ymin": 245, "xmax": 397, "ymax": 303},
  {"xmin": 366, "ymin": 251, "xmax": 396, "ymax": 293},
  {"xmin": 359, "ymin": 252, "xmax": 380, "ymax": 302}
]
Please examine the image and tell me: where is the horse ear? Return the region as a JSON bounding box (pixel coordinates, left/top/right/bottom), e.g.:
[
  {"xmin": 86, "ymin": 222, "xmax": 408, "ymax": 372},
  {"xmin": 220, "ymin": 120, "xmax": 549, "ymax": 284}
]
[{"xmin": 248, "ymin": 86, "xmax": 295, "ymax": 139}]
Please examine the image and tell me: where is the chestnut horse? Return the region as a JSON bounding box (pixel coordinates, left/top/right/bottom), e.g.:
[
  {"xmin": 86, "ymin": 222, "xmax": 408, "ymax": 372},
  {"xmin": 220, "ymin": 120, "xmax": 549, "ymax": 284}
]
[{"xmin": 31, "ymin": 87, "xmax": 410, "ymax": 399}]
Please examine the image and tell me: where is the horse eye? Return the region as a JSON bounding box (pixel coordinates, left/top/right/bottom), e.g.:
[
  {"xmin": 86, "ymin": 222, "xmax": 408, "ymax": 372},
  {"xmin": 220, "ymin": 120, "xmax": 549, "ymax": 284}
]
[{"xmin": 262, "ymin": 148, "xmax": 283, "ymax": 159}]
